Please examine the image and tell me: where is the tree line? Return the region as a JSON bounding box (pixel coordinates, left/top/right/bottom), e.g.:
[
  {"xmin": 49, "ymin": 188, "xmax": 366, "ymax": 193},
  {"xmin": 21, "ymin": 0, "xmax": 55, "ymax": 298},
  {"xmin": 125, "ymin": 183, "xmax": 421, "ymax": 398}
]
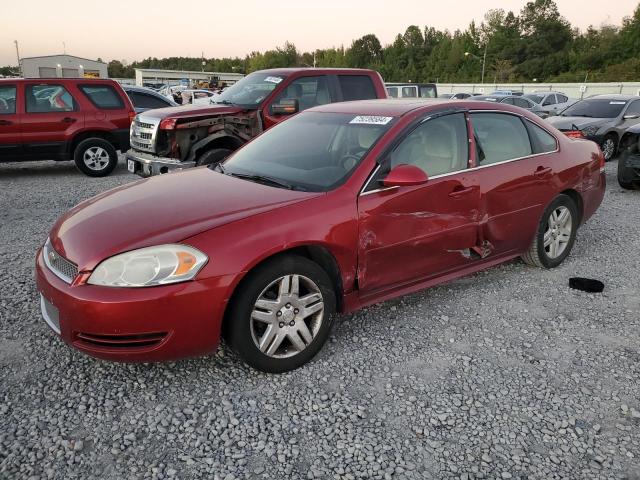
[{"xmin": 4, "ymin": 0, "xmax": 640, "ymax": 83}]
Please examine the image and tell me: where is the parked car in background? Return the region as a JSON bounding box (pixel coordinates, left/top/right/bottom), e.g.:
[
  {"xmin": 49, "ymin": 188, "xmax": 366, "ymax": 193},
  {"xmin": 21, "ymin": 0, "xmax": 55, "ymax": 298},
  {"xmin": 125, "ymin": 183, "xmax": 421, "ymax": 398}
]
[
  {"xmin": 491, "ymin": 90, "xmax": 523, "ymax": 96},
  {"xmin": 547, "ymin": 95, "xmax": 640, "ymax": 161},
  {"xmin": 0, "ymin": 78, "xmax": 134, "ymax": 176},
  {"xmin": 179, "ymin": 89, "xmax": 218, "ymax": 106},
  {"xmin": 126, "ymin": 68, "xmax": 388, "ymax": 177},
  {"xmin": 37, "ymin": 98, "xmax": 605, "ymax": 372},
  {"xmin": 616, "ymin": 124, "xmax": 640, "ymax": 189},
  {"xmin": 475, "ymin": 95, "xmax": 549, "ymax": 118},
  {"xmin": 386, "ymin": 83, "xmax": 437, "ymax": 99},
  {"xmin": 123, "ymin": 85, "xmax": 177, "ymax": 113},
  {"xmin": 439, "ymin": 92, "xmax": 472, "ymax": 99},
  {"xmin": 523, "ymin": 91, "xmax": 575, "ymax": 116}
]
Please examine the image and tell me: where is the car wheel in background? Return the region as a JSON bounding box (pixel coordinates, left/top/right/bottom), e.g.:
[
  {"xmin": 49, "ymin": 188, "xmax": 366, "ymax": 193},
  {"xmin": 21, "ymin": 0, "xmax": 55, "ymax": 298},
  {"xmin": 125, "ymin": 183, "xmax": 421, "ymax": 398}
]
[
  {"xmin": 617, "ymin": 147, "xmax": 640, "ymax": 190},
  {"xmin": 225, "ymin": 255, "xmax": 336, "ymax": 373},
  {"xmin": 196, "ymin": 148, "xmax": 232, "ymax": 167},
  {"xmin": 600, "ymin": 134, "xmax": 617, "ymax": 161},
  {"xmin": 73, "ymin": 138, "xmax": 118, "ymax": 177},
  {"xmin": 521, "ymin": 194, "xmax": 578, "ymax": 269}
]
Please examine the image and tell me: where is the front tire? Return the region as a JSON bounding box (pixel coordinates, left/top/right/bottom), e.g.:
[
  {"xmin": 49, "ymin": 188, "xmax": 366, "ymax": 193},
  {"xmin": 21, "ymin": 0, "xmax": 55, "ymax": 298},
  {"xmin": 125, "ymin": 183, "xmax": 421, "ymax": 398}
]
[
  {"xmin": 225, "ymin": 256, "xmax": 336, "ymax": 373},
  {"xmin": 600, "ymin": 134, "xmax": 617, "ymax": 162},
  {"xmin": 196, "ymin": 148, "xmax": 232, "ymax": 167},
  {"xmin": 73, "ymin": 138, "xmax": 118, "ymax": 177},
  {"xmin": 522, "ymin": 194, "xmax": 578, "ymax": 269},
  {"xmin": 617, "ymin": 147, "xmax": 640, "ymax": 190}
]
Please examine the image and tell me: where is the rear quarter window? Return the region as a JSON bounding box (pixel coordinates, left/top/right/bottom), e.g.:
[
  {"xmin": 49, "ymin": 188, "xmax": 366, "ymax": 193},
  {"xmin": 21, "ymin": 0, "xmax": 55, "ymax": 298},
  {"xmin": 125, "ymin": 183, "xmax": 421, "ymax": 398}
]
[
  {"xmin": 79, "ymin": 85, "xmax": 125, "ymax": 109},
  {"xmin": 525, "ymin": 120, "xmax": 558, "ymax": 153},
  {"xmin": 338, "ymin": 75, "xmax": 377, "ymax": 101}
]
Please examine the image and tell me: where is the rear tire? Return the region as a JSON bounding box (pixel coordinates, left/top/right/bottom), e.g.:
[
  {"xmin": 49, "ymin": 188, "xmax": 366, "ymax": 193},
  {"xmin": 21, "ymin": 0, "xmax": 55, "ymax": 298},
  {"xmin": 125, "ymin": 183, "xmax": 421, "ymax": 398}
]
[
  {"xmin": 521, "ymin": 194, "xmax": 578, "ymax": 269},
  {"xmin": 196, "ymin": 148, "xmax": 232, "ymax": 167},
  {"xmin": 225, "ymin": 255, "xmax": 336, "ymax": 373},
  {"xmin": 73, "ymin": 138, "xmax": 118, "ymax": 177}
]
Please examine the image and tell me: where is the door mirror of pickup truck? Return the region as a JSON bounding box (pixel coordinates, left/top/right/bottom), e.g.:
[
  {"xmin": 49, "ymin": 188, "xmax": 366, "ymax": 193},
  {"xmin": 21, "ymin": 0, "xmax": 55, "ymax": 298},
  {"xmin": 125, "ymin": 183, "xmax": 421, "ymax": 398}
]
[{"xmin": 271, "ymin": 99, "xmax": 299, "ymax": 115}]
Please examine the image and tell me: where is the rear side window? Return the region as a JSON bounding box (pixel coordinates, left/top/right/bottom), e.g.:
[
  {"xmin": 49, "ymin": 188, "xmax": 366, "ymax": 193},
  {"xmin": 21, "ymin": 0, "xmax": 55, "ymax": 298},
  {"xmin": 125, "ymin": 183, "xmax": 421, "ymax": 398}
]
[
  {"xmin": 419, "ymin": 85, "xmax": 436, "ymax": 98},
  {"xmin": 129, "ymin": 92, "xmax": 171, "ymax": 109},
  {"xmin": 26, "ymin": 84, "xmax": 76, "ymax": 113},
  {"xmin": 0, "ymin": 85, "xmax": 16, "ymax": 114},
  {"xmin": 338, "ymin": 75, "xmax": 376, "ymax": 101},
  {"xmin": 471, "ymin": 113, "xmax": 532, "ymax": 165},
  {"xmin": 525, "ymin": 121, "xmax": 557, "ymax": 153},
  {"xmin": 79, "ymin": 85, "xmax": 124, "ymax": 109}
]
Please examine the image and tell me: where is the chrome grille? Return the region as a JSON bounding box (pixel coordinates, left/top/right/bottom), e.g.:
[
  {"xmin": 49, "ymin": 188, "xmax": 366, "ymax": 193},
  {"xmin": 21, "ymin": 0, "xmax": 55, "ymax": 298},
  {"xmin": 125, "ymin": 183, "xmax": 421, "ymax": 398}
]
[
  {"xmin": 130, "ymin": 116, "xmax": 159, "ymax": 153},
  {"xmin": 43, "ymin": 239, "xmax": 78, "ymax": 284}
]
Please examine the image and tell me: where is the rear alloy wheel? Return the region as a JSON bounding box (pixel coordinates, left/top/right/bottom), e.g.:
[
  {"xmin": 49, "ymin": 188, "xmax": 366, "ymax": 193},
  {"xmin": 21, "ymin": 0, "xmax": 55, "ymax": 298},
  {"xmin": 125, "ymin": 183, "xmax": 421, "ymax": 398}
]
[
  {"xmin": 521, "ymin": 194, "xmax": 578, "ymax": 268},
  {"xmin": 600, "ymin": 134, "xmax": 617, "ymax": 161},
  {"xmin": 226, "ymin": 256, "xmax": 336, "ymax": 373},
  {"xmin": 74, "ymin": 138, "xmax": 118, "ymax": 177}
]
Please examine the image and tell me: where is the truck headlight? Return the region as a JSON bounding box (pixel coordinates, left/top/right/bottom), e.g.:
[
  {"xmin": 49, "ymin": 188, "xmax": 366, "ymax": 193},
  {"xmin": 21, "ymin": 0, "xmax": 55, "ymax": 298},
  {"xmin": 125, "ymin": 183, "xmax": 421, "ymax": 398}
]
[
  {"xmin": 88, "ymin": 244, "xmax": 208, "ymax": 287},
  {"xmin": 581, "ymin": 125, "xmax": 599, "ymax": 137}
]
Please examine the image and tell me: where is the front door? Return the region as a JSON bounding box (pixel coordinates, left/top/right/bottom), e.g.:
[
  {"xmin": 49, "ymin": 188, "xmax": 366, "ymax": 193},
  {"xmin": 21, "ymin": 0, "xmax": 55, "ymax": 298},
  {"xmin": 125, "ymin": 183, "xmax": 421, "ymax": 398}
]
[
  {"xmin": 357, "ymin": 112, "xmax": 480, "ymax": 294},
  {"xmin": 20, "ymin": 82, "xmax": 83, "ymax": 160},
  {"xmin": 0, "ymin": 83, "xmax": 22, "ymax": 161}
]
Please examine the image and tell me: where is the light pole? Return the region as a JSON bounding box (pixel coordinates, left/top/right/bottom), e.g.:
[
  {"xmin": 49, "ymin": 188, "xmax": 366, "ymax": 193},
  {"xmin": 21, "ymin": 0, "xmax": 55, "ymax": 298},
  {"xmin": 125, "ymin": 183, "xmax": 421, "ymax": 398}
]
[{"xmin": 465, "ymin": 42, "xmax": 488, "ymax": 84}]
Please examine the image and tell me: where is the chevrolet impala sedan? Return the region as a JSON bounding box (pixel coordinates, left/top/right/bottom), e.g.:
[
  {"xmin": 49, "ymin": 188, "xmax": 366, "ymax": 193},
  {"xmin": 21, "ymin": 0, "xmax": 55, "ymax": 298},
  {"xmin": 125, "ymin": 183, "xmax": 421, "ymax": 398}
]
[{"xmin": 36, "ymin": 99, "xmax": 605, "ymax": 372}]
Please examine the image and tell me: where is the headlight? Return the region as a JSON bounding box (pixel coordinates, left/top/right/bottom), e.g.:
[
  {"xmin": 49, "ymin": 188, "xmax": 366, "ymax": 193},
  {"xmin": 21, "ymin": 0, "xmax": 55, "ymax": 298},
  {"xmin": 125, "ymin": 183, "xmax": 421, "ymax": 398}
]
[
  {"xmin": 87, "ymin": 244, "xmax": 207, "ymax": 287},
  {"xmin": 581, "ymin": 125, "xmax": 599, "ymax": 137}
]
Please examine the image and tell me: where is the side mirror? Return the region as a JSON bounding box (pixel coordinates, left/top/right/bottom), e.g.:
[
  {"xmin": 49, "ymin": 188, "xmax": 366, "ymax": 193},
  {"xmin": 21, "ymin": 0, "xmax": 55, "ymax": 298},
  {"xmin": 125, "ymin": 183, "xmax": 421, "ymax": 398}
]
[
  {"xmin": 382, "ymin": 164, "xmax": 429, "ymax": 187},
  {"xmin": 624, "ymin": 114, "xmax": 639, "ymax": 120},
  {"xmin": 271, "ymin": 99, "xmax": 299, "ymax": 115}
]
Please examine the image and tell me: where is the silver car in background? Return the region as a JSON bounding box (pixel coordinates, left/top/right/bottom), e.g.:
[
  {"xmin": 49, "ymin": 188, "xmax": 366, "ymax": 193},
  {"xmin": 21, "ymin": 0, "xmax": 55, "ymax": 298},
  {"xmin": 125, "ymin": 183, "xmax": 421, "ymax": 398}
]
[{"xmin": 523, "ymin": 91, "xmax": 575, "ymax": 116}]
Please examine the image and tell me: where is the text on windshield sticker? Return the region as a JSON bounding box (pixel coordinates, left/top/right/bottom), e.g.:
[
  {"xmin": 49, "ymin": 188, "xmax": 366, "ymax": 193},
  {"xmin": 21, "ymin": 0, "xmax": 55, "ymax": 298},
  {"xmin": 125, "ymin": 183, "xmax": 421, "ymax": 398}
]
[
  {"xmin": 350, "ymin": 116, "xmax": 393, "ymax": 125},
  {"xmin": 264, "ymin": 76, "xmax": 283, "ymax": 84}
]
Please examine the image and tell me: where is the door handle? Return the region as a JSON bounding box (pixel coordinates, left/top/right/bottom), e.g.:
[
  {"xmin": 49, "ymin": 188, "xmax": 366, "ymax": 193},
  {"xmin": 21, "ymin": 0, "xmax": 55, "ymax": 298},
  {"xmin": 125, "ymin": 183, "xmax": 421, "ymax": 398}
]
[
  {"xmin": 534, "ymin": 167, "xmax": 552, "ymax": 177},
  {"xmin": 61, "ymin": 117, "xmax": 77, "ymax": 123},
  {"xmin": 0, "ymin": 120, "xmax": 12, "ymax": 126},
  {"xmin": 448, "ymin": 185, "xmax": 474, "ymax": 198}
]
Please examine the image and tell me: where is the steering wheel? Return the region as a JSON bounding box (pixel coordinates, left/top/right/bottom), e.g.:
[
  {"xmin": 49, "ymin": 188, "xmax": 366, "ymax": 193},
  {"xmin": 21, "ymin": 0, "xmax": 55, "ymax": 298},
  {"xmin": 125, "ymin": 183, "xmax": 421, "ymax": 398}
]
[
  {"xmin": 339, "ymin": 154, "xmax": 361, "ymax": 171},
  {"xmin": 0, "ymin": 98, "xmax": 8, "ymax": 111}
]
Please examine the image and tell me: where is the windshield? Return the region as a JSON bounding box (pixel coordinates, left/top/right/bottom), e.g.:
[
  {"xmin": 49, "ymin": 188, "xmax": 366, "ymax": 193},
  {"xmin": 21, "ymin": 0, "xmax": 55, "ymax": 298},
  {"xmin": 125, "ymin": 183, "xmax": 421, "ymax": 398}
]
[
  {"xmin": 524, "ymin": 94, "xmax": 544, "ymax": 104},
  {"xmin": 220, "ymin": 112, "xmax": 394, "ymax": 192},
  {"xmin": 214, "ymin": 72, "xmax": 286, "ymax": 107},
  {"xmin": 561, "ymin": 99, "xmax": 628, "ymax": 118}
]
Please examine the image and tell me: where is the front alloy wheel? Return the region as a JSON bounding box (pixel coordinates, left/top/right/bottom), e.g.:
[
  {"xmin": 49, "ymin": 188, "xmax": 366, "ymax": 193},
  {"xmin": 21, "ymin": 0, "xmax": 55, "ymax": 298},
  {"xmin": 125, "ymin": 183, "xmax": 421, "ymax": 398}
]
[
  {"xmin": 601, "ymin": 136, "xmax": 616, "ymax": 161},
  {"xmin": 225, "ymin": 255, "xmax": 336, "ymax": 373}
]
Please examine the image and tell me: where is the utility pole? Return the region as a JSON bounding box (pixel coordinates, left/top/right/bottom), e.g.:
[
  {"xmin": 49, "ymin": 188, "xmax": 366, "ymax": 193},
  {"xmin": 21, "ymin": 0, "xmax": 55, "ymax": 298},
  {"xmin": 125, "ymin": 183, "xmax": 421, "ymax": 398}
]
[
  {"xmin": 481, "ymin": 42, "xmax": 487, "ymax": 84},
  {"xmin": 313, "ymin": 51, "xmax": 316, "ymax": 68},
  {"xmin": 63, "ymin": 41, "xmax": 66, "ymax": 54},
  {"xmin": 14, "ymin": 40, "xmax": 21, "ymax": 76}
]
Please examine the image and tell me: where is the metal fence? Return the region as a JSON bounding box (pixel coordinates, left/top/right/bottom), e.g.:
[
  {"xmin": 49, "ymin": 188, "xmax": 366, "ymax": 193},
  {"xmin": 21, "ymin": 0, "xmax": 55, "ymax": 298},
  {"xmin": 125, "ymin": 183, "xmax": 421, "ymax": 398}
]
[{"xmin": 436, "ymin": 82, "xmax": 640, "ymax": 99}]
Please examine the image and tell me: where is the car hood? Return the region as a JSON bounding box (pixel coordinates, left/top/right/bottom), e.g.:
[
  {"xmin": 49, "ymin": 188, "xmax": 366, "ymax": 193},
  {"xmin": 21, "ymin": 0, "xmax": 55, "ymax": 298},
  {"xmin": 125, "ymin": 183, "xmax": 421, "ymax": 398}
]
[
  {"xmin": 140, "ymin": 104, "xmax": 246, "ymax": 121},
  {"xmin": 49, "ymin": 168, "xmax": 320, "ymax": 271},
  {"xmin": 546, "ymin": 116, "xmax": 610, "ymax": 131}
]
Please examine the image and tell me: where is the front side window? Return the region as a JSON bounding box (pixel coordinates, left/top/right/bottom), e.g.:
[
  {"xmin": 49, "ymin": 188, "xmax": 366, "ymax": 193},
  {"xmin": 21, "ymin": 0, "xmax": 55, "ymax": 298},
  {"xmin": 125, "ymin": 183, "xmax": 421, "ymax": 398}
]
[
  {"xmin": 26, "ymin": 84, "xmax": 76, "ymax": 113},
  {"xmin": 0, "ymin": 85, "xmax": 16, "ymax": 114},
  {"xmin": 80, "ymin": 85, "xmax": 124, "ymax": 109},
  {"xmin": 214, "ymin": 72, "xmax": 287, "ymax": 107},
  {"xmin": 272, "ymin": 76, "xmax": 331, "ymax": 112},
  {"xmin": 513, "ymin": 98, "xmax": 533, "ymax": 109},
  {"xmin": 390, "ymin": 113, "xmax": 469, "ymax": 177},
  {"xmin": 542, "ymin": 94, "xmax": 557, "ymax": 106},
  {"xmin": 471, "ymin": 113, "xmax": 532, "ymax": 165},
  {"xmin": 524, "ymin": 94, "xmax": 544, "ymax": 105},
  {"xmin": 624, "ymin": 100, "xmax": 640, "ymax": 116},
  {"xmin": 557, "ymin": 94, "xmax": 568, "ymax": 103},
  {"xmin": 387, "ymin": 87, "xmax": 398, "ymax": 98},
  {"xmin": 339, "ymin": 75, "xmax": 376, "ymax": 101},
  {"xmin": 500, "ymin": 97, "xmax": 515, "ymax": 105},
  {"xmin": 222, "ymin": 112, "xmax": 393, "ymax": 192}
]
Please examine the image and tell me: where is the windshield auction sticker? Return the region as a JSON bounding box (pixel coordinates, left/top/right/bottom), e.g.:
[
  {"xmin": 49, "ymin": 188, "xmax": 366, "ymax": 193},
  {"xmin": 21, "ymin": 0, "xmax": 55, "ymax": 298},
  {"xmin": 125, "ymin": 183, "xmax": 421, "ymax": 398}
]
[
  {"xmin": 350, "ymin": 116, "xmax": 393, "ymax": 125},
  {"xmin": 264, "ymin": 76, "xmax": 283, "ymax": 84},
  {"xmin": 610, "ymin": 101, "xmax": 626, "ymax": 105}
]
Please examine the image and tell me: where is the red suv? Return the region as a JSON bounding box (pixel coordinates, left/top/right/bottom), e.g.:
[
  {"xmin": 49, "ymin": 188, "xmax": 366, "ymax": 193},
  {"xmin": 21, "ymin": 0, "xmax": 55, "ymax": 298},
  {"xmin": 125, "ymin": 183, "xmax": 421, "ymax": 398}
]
[{"xmin": 0, "ymin": 78, "xmax": 134, "ymax": 176}]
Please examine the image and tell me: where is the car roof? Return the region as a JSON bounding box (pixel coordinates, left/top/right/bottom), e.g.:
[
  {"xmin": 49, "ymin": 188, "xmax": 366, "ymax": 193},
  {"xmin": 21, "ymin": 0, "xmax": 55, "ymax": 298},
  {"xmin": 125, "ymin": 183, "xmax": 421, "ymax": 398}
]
[
  {"xmin": 255, "ymin": 68, "xmax": 376, "ymax": 75},
  {"xmin": 585, "ymin": 94, "xmax": 639, "ymax": 101},
  {"xmin": 0, "ymin": 77, "xmax": 116, "ymax": 83},
  {"xmin": 308, "ymin": 98, "xmax": 523, "ymax": 117}
]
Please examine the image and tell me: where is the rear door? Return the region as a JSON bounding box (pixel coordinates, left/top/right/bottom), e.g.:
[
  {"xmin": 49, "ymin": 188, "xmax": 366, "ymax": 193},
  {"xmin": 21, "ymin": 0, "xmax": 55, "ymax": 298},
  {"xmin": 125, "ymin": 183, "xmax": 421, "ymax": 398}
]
[
  {"xmin": 0, "ymin": 83, "xmax": 22, "ymax": 161},
  {"xmin": 20, "ymin": 82, "xmax": 84, "ymax": 160},
  {"xmin": 468, "ymin": 112, "xmax": 558, "ymax": 255}
]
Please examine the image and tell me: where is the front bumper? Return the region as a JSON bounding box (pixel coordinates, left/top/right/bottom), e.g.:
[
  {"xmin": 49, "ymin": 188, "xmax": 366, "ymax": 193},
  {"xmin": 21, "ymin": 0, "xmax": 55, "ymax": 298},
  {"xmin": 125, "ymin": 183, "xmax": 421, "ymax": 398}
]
[
  {"xmin": 125, "ymin": 149, "xmax": 196, "ymax": 178},
  {"xmin": 35, "ymin": 248, "xmax": 232, "ymax": 362}
]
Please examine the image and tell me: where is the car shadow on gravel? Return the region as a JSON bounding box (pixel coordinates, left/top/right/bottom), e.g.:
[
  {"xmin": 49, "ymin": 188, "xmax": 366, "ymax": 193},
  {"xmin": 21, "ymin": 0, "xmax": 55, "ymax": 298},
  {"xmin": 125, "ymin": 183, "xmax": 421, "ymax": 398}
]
[{"xmin": 0, "ymin": 157, "xmax": 132, "ymax": 179}]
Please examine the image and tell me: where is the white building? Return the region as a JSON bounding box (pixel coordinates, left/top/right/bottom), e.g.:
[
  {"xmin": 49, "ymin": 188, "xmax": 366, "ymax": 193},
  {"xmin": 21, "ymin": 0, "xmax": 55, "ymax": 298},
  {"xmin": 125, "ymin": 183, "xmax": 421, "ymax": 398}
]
[
  {"xmin": 19, "ymin": 55, "xmax": 108, "ymax": 79},
  {"xmin": 135, "ymin": 68, "xmax": 244, "ymax": 87}
]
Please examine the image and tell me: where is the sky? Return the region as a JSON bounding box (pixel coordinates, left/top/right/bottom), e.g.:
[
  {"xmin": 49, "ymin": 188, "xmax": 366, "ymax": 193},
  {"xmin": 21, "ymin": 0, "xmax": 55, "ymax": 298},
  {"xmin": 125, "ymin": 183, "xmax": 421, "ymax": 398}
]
[{"xmin": 1, "ymin": 0, "xmax": 638, "ymax": 66}]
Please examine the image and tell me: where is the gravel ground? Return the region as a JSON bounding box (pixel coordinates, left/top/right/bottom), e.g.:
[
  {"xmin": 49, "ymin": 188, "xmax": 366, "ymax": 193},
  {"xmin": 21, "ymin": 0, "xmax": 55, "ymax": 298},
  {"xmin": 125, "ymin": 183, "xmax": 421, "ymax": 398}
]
[{"xmin": 0, "ymin": 157, "xmax": 639, "ymax": 480}]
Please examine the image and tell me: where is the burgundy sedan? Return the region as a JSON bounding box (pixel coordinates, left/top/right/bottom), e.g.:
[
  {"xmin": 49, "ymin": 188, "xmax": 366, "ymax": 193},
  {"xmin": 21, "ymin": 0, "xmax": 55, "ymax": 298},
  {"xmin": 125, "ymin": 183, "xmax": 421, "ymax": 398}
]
[{"xmin": 36, "ymin": 99, "xmax": 605, "ymax": 372}]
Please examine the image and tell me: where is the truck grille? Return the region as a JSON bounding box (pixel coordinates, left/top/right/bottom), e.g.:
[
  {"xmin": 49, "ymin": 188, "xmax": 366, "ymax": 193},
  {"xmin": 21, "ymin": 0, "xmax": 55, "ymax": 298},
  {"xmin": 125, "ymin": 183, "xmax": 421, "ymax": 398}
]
[
  {"xmin": 43, "ymin": 239, "xmax": 78, "ymax": 284},
  {"xmin": 130, "ymin": 116, "xmax": 159, "ymax": 153}
]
